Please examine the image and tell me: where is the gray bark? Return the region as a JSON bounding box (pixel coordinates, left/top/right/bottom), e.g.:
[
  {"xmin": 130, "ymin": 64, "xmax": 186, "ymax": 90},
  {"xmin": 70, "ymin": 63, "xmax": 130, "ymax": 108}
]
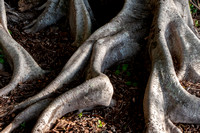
[{"xmin": 0, "ymin": 0, "xmax": 200, "ymax": 132}]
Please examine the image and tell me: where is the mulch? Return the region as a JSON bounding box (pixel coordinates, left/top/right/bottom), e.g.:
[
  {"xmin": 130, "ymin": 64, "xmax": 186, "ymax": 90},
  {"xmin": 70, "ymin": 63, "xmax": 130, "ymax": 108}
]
[
  {"xmin": 0, "ymin": 3, "xmax": 200, "ymax": 133},
  {"xmin": 0, "ymin": 11, "xmax": 148, "ymax": 132}
]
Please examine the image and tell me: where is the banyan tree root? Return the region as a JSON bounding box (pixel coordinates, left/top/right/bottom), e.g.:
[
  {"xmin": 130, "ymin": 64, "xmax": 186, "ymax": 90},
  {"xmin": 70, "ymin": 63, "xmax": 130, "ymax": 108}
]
[
  {"xmin": 23, "ymin": 0, "xmax": 95, "ymax": 47},
  {"xmin": 2, "ymin": 0, "xmax": 151, "ymax": 132},
  {"xmin": 144, "ymin": 0, "xmax": 200, "ymax": 132},
  {"xmin": 1, "ymin": 0, "xmax": 200, "ymax": 132},
  {"xmin": 1, "ymin": 98, "xmax": 52, "ymax": 133},
  {"xmin": 23, "ymin": 0, "xmax": 66, "ymax": 33},
  {"xmin": 10, "ymin": 0, "xmax": 150, "ymax": 113},
  {"xmin": 0, "ymin": 0, "xmax": 45, "ymax": 96},
  {"xmin": 32, "ymin": 74, "xmax": 114, "ymax": 132}
]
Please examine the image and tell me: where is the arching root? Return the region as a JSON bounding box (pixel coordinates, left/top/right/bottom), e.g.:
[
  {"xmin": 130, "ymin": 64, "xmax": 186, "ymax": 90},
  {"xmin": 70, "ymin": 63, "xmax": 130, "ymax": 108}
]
[
  {"xmin": 24, "ymin": 0, "xmax": 95, "ymax": 47},
  {"xmin": 23, "ymin": 0, "xmax": 67, "ymax": 33},
  {"xmin": 11, "ymin": 0, "xmax": 151, "ymax": 113},
  {"xmin": 0, "ymin": 0, "xmax": 9, "ymax": 33},
  {"xmin": 69, "ymin": 0, "xmax": 95, "ymax": 47},
  {"xmin": 144, "ymin": 0, "xmax": 200, "ymax": 132},
  {"xmin": 32, "ymin": 74, "xmax": 113, "ymax": 133},
  {"xmin": 5, "ymin": 2, "xmax": 35, "ymax": 23},
  {"xmin": 10, "ymin": 40, "xmax": 94, "ymax": 113},
  {"xmin": 3, "ymin": 0, "xmax": 200, "ymax": 132},
  {"xmin": 0, "ymin": 0, "xmax": 45, "ymax": 96},
  {"xmin": 30, "ymin": 1, "xmax": 151, "ymax": 132},
  {"xmin": 1, "ymin": 1, "xmax": 152, "ymax": 132},
  {"xmin": 0, "ymin": 98, "xmax": 52, "ymax": 133},
  {"xmin": 0, "ymin": 27, "xmax": 46, "ymax": 96}
]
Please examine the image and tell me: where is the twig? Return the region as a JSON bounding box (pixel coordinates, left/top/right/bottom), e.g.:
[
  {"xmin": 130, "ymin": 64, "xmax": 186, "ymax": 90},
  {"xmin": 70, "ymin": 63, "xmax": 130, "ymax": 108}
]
[{"xmin": 190, "ymin": 0, "xmax": 200, "ymax": 10}]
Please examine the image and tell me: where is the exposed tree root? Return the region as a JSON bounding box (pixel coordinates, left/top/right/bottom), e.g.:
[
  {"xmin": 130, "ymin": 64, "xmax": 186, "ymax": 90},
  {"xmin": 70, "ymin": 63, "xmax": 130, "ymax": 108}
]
[
  {"xmin": 23, "ymin": 0, "xmax": 67, "ymax": 33},
  {"xmin": 144, "ymin": 0, "xmax": 200, "ymax": 132},
  {"xmin": 32, "ymin": 74, "xmax": 114, "ymax": 132},
  {"xmin": 11, "ymin": 41, "xmax": 93, "ymax": 113},
  {"xmin": 1, "ymin": 0, "xmax": 152, "ymax": 132},
  {"xmin": 0, "ymin": 0, "xmax": 9, "ymax": 33},
  {"xmin": 23, "ymin": 0, "xmax": 95, "ymax": 47},
  {"xmin": 69, "ymin": 0, "xmax": 95, "ymax": 47},
  {"xmin": 0, "ymin": 1, "xmax": 45, "ymax": 96},
  {"xmin": 1, "ymin": 0, "xmax": 200, "ymax": 132},
  {"xmin": 5, "ymin": 2, "xmax": 36, "ymax": 23},
  {"xmin": 0, "ymin": 98, "xmax": 52, "ymax": 133},
  {"xmin": 10, "ymin": 0, "xmax": 150, "ymax": 113}
]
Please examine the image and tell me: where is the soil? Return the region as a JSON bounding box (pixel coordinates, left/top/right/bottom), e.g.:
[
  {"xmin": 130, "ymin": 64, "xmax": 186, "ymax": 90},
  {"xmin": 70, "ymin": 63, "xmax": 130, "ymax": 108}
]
[{"xmin": 0, "ymin": 1, "xmax": 200, "ymax": 133}]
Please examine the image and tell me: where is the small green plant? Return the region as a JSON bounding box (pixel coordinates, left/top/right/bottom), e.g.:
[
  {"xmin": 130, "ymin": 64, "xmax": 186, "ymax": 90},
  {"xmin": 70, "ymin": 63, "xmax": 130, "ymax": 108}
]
[
  {"xmin": 195, "ymin": 19, "xmax": 199, "ymax": 27},
  {"xmin": 122, "ymin": 64, "xmax": 128, "ymax": 71},
  {"xmin": 115, "ymin": 69, "xmax": 120, "ymax": 75},
  {"xmin": 97, "ymin": 120, "xmax": 103, "ymax": 128},
  {"xmin": 8, "ymin": 29, "xmax": 12, "ymax": 34},
  {"xmin": 114, "ymin": 64, "xmax": 139, "ymax": 87},
  {"xmin": 115, "ymin": 64, "xmax": 131, "ymax": 76},
  {"xmin": 0, "ymin": 58, "xmax": 4, "ymax": 64},
  {"xmin": 132, "ymin": 82, "xmax": 138, "ymax": 87},
  {"xmin": 20, "ymin": 122, "xmax": 26, "ymax": 128},
  {"xmin": 0, "ymin": 48, "xmax": 4, "ymax": 64},
  {"xmin": 125, "ymin": 81, "xmax": 138, "ymax": 86},
  {"xmin": 125, "ymin": 81, "xmax": 132, "ymax": 86},
  {"xmin": 126, "ymin": 71, "xmax": 131, "ymax": 76},
  {"xmin": 190, "ymin": 3, "xmax": 198, "ymax": 14},
  {"xmin": 78, "ymin": 112, "xmax": 83, "ymax": 118}
]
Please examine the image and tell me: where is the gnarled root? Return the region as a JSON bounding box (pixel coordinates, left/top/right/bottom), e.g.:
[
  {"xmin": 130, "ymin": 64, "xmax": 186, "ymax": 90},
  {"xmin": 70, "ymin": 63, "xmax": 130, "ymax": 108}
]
[
  {"xmin": 11, "ymin": 0, "xmax": 150, "ymax": 113},
  {"xmin": 69, "ymin": 0, "xmax": 95, "ymax": 47},
  {"xmin": 0, "ymin": 98, "xmax": 52, "ymax": 133},
  {"xmin": 3, "ymin": 0, "xmax": 200, "ymax": 132},
  {"xmin": 32, "ymin": 74, "xmax": 113, "ymax": 133},
  {"xmin": 24, "ymin": 0, "xmax": 95, "ymax": 47},
  {"xmin": 23, "ymin": 0, "xmax": 67, "ymax": 33},
  {"xmin": 0, "ymin": 27, "xmax": 46, "ymax": 96},
  {"xmin": 10, "ymin": 40, "xmax": 94, "ymax": 113},
  {"xmin": 2, "ymin": 1, "xmax": 152, "ymax": 132},
  {"xmin": 144, "ymin": 0, "xmax": 200, "ymax": 132},
  {"xmin": 0, "ymin": 0, "xmax": 45, "ymax": 96}
]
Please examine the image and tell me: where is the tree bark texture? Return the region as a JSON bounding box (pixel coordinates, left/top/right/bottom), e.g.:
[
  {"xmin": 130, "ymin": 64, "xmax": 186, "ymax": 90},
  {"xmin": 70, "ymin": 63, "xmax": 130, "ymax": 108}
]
[{"xmin": 0, "ymin": 0, "xmax": 200, "ymax": 132}]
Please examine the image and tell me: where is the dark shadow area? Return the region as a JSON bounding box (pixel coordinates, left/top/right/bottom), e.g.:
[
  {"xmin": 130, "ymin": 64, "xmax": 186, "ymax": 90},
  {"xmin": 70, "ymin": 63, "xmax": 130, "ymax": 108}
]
[
  {"xmin": 4, "ymin": 0, "xmax": 18, "ymax": 7},
  {"xmin": 89, "ymin": 0, "xmax": 125, "ymax": 26}
]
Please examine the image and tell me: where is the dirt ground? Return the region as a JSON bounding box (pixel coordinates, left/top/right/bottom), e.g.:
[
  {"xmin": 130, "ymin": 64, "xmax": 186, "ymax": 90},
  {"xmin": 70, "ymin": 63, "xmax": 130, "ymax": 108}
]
[{"xmin": 0, "ymin": 1, "xmax": 200, "ymax": 132}]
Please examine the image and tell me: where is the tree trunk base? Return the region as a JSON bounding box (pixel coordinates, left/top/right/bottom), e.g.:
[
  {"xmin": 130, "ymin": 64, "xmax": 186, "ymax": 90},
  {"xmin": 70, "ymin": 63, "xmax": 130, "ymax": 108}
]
[{"xmin": 1, "ymin": 0, "xmax": 200, "ymax": 132}]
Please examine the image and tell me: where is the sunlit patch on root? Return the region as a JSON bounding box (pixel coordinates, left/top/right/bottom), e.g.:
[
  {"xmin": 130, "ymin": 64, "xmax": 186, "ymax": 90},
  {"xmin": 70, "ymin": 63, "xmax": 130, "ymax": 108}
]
[{"xmin": 32, "ymin": 74, "xmax": 113, "ymax": 133}]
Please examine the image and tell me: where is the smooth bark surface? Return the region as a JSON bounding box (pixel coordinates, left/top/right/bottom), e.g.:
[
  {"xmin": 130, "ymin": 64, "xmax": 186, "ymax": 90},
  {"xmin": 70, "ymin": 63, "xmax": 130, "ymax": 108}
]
[{"xmin": 0, "ymin": 0, "xmax": 199, "ymax": 132}]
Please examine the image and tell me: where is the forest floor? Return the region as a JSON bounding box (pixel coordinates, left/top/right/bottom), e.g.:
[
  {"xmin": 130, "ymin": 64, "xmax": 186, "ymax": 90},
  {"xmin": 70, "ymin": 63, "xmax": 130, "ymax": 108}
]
[{"xmin": 0, "ymin": 1, "xmax": 200, "ymax": 133}]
